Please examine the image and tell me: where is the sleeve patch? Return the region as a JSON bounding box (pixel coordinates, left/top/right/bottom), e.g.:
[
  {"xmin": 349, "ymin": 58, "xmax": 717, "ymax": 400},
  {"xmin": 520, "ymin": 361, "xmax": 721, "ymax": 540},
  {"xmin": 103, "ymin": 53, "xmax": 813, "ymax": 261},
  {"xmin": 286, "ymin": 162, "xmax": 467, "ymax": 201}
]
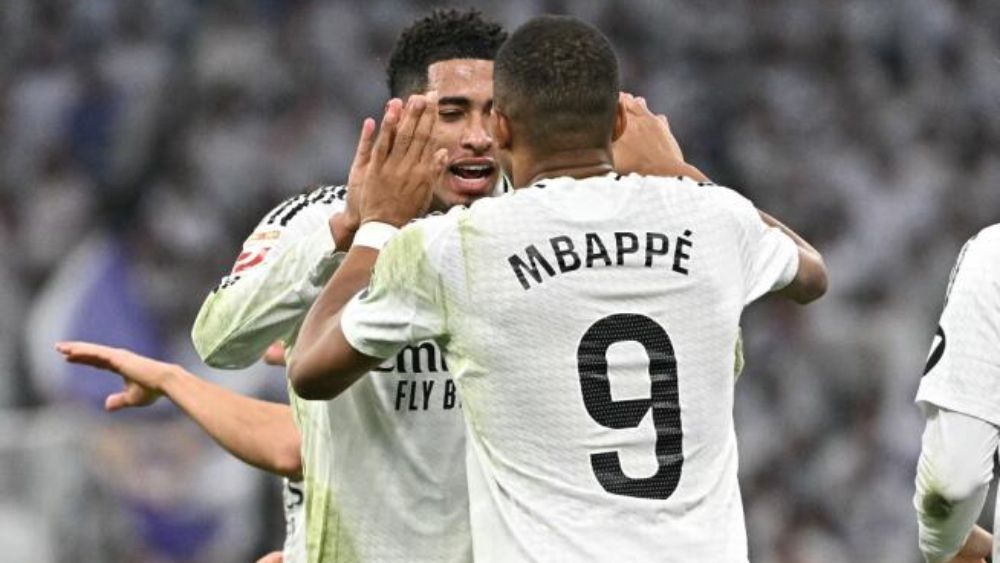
[
  {"xmin": 212, "ymin": 274, "xmax": 242, "ymax": 293},
  {"xmin": 232, "ymin": 247, "xmax": 272, "ymax": 274},
  {"xmin": 247, "ymin": 230, "xmax": 282, "ymax": 243}
]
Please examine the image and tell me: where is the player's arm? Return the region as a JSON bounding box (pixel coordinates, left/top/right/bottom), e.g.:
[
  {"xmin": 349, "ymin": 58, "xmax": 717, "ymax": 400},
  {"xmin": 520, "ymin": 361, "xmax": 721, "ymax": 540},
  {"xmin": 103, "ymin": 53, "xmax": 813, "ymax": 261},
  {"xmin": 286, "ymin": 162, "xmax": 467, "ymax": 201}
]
[
  {"xmin": 291, "ymin": 95, "xmax": 447, "ymax": 400},
  {"xmin": 757, "ymin": 210, "xmax": 827, "ymax": 304},
  {"xmin": 915, "ymin": 233, "xmax": 1000, "ymax": 563},
  {"xmin": 718, "ymin": 188, "xmax": 827, "ymax": 307},
  {"xmin": 192, "ymin": 199, "xmax": 344, "ymax": 369},
  {"xmin": 57, "ymin": 341, "xmax": 303, "ymax": 479},
  {"xmin": 192, "ymin": 121, "xmax": 376, "ymax": 369},
  {"xmin": 289, "ymin": 246, "xmax": 385, "ymax": 399},
  {"xmin": 914, "ymin": 408, "xmax": 997, "ymax": 563},
  {"xmin": 610, "ymin": 93, "xmax": 827, "ymax": 303}
]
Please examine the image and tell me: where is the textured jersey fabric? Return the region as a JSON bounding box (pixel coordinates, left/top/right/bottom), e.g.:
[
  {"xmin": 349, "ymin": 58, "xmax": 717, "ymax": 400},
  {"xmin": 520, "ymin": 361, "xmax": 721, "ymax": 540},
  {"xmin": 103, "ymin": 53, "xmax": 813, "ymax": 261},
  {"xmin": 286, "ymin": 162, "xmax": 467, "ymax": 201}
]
[
  {"xmin": 917, "ymin": 224, "xmax": 1000, "ymax": 427},
  {"xmin": 341, "ymin": 173, "xmax": 799, "ymax": 562},
  {"xmin": 192, "ymin": 185, "xmax": 470, "ymax": 563}
]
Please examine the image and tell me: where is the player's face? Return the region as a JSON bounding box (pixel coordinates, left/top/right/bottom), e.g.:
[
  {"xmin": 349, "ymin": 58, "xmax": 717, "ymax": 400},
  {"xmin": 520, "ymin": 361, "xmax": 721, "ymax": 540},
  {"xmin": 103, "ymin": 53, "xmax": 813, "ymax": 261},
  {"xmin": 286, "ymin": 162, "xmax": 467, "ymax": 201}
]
[{"xmin": 425, "ymin": 59, "xmax": 497, "ymax": 210}]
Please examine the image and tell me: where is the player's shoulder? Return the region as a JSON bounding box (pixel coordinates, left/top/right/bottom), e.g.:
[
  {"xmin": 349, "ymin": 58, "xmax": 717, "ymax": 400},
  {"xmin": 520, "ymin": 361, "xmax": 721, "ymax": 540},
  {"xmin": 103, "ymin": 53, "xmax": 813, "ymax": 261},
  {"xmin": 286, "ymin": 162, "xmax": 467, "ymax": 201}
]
[
  {"xmin": 971, "ymin": 223, "xmax": 1000, "ymax": 246},
  {"xmin": 412, "ymin": 207, "xmax": 463, "ymax": 234},
  {"xmin": 626, "ymin": 174, "xmax": 757, "ymax": 218},
  {"xmin": 608, "ymin": 173, "xmax": 748, "ymax": 206},
  {"xmin": 958, "ymin": 223, "xmax": 1000, "ymax": 272},
  {"xmin": 396, "ymin": 208, "xmax": 463, "ymax": 252},
  {"xmin": 256, "ymin": 184, "xmax": 347, "ymax": 228}
]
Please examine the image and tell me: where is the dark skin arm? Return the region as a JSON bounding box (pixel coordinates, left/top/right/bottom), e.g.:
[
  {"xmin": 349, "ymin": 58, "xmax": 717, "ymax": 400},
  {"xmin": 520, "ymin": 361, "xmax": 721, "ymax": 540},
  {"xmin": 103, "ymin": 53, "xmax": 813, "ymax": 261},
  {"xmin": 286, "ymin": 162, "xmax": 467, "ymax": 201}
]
[
  {"xmin": 290, "ymin": 94, "xmax": 447, "ymax": 400},
  {"xmin": 288, "ymin": 246, "xmax": 384, "ymax": 400},
  {"xmin": 759, "ymin": 211, "xmax": 828, "ymax": 304},
  {"xmin": 613, "ymin": 93, "xmax": 827, "ymax": 304}
]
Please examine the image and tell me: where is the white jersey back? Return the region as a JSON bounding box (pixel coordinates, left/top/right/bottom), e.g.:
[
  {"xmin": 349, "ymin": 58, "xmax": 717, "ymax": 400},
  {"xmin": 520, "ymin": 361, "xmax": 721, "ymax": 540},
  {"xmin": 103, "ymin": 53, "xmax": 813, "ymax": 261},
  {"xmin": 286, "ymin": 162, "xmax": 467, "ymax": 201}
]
[
  {"xmin": 193, "ymin": 185, "xmax": 470, "ymax": 563},
  {"xmin": 917, "ymin": 224, "xmax": 1000, "ymax": 426},
  {"xmin": 341, "ymin": 174, "xmax": 799, "ymax": 562}
]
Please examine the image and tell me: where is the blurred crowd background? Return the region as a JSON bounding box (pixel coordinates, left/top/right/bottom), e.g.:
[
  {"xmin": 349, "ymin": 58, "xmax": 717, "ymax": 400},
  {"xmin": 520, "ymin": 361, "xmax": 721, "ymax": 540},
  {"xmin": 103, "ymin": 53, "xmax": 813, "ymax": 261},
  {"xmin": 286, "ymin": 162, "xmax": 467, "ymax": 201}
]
[{"xmin": 1, "ymin": 0, "xmax": 999, "ymax": 561}]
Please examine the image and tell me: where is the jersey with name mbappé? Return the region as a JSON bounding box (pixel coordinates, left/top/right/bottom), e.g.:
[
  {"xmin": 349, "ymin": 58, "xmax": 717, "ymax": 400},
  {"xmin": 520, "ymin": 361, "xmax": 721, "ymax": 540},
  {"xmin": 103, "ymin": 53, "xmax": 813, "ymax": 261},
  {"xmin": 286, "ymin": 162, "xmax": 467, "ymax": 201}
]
[
  {"xmin": 340, "ymin": 174, "xmax": 799, "ymax": 562},
  {"xmin": 917, "ymin": 224, "xmax": 1000, "ymax": 426},
  {"xmin": 191, "ymin": 185, "xmax": 469, "ymax": 563}
]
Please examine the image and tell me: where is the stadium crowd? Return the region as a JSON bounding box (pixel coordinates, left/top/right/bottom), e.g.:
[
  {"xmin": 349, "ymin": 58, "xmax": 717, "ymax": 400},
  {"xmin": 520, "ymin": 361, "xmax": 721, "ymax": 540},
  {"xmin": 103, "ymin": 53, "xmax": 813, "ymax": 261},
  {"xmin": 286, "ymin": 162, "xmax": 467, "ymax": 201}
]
[{"xmin": 1, "ymin": 0, "xmax": 999, "ymax": 561}]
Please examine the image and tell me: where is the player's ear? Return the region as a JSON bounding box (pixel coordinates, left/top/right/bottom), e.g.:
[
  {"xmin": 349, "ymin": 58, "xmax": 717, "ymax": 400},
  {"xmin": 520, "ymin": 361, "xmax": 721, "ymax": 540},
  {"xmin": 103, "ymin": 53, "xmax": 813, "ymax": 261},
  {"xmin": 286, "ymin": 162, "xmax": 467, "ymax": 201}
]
[
  {"xmin": 612, "ymin": 98, "xmax": 628, "ymax": 143},
  {"xmin": 492, "ymin": 107, "xmax": 512, "ymax": 150}
]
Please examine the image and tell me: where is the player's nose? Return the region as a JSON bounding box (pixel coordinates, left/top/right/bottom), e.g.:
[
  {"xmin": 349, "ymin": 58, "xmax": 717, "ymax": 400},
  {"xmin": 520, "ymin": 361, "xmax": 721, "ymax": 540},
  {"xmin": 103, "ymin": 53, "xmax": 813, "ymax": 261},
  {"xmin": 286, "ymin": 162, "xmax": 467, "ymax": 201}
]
[{"xmin": 462, "ymin": 123, "xmax": 493, "ymax": 154}]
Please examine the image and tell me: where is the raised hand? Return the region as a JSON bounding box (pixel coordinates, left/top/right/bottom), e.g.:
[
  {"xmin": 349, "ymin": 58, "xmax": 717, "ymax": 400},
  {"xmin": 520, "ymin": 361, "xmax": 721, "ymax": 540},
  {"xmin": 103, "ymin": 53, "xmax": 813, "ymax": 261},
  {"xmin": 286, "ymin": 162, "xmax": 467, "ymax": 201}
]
[
  {"xmin": 56, "ymin": 342, "xmax": 168, "ymax": 411},
  {"xmin": 612, "ymin": 92, "xmax": 708, "ymax": 181},
  {"xmin": 330, "ymin": 117, "xmax": 377, "ymax": 249},
  {"xmin": 343, "ymin": 118, "xmax": 378, "ymax": 229},
  {"xmin": 359, "ymin": 93, "xmax": 449, "ymax": 227}
]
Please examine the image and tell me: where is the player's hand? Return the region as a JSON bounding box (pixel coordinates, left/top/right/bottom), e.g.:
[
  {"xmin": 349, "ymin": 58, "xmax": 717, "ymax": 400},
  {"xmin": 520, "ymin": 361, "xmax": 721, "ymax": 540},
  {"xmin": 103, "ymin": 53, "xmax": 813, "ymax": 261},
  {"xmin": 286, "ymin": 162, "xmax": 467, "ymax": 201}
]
[
  {"xmin": 951, "ymin": 524, "xmax": 992, "ymax": 563},
  {"xmin": 255, "ymin": 551, "xmax": 283, "ymax": 563},
  {"xmin": 56, "ymin": 341, "xmax": 169, "ymax": 411},
  {"xmin": 330, "ymin": 117, "xmax": 378, "ymax": 248},
  {"xmin": 612, "ymin": 92, "xmax": 708, "ymax": 181},
  {"xmin": 359, "ymin": 94, "xmax": 449, "ymax": 227},
  {"xmin": 263, "ymin": 341, "xmax": 287, "ymax": 366}
]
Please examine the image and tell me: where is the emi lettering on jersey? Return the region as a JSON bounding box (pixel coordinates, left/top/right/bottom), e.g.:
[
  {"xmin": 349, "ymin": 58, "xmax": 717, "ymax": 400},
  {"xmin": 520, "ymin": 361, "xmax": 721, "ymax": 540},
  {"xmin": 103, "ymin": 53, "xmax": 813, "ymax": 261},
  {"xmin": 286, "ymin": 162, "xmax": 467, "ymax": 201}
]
[
  {"xmin": 371, "ymin": 342, "xmax": 460, "ymax": 411},
  {"xmin": 508, "ymin": 230, "xmax": 695, "ymax": 290}
]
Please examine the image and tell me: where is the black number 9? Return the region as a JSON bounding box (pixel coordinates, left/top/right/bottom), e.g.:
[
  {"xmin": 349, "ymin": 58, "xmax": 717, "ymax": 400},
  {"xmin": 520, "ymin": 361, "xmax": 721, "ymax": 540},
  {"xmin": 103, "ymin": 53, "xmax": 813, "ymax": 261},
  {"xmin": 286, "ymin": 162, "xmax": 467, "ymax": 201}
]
[{"xmin": 577, "ymin": 313, "xmax": 683, "ymax": 500}]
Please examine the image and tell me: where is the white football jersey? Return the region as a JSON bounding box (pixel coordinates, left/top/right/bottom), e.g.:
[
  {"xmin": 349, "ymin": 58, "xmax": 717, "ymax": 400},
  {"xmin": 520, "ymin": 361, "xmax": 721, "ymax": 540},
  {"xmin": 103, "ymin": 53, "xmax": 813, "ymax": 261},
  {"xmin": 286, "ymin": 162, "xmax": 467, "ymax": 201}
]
[
  {"xmin": 192, "ymin": 185, "xmax": 470, "ymax": 563},
  {"xmin": 917, "ymin": 224, "xmax": 1000, "ymax": 426},
  {"xmin": 283, "ymin": 479, "xmax": 306, "ymax": 563},
  {"xmin": 340, "ymin": 173, "xmax": 799, "ymax": 562}
]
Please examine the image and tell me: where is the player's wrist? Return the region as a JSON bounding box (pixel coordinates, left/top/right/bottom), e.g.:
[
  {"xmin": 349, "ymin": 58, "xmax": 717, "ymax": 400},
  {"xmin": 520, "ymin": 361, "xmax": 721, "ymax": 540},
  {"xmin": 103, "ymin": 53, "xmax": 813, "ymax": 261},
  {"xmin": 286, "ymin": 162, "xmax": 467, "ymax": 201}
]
[
  {"xmin": 353, "ymin": 221, "xmax": 400, "ymax": 250},
  {"xmin": 330, "ymin": 212, "xmax": 360, "ymax": 250},
  {"xmin": 153, "ymin": 363, "xmax": 186, "ymax": 395},
  {"xmin": 359, "ymin": 207, "xmax": 414, "ymax": 229}
]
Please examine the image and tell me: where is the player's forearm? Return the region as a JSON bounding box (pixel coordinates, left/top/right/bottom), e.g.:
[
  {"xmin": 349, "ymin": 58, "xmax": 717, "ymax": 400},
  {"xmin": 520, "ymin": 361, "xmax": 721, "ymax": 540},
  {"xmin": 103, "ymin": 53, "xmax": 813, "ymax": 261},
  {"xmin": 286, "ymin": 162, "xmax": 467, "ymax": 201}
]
[
  {"xmin": 290, "ymin": 246, "xmax": 382, "ymax": 400},
  {"xmin": 159, "ymin": 367, "xmax": 302, "ymax": 479},
  {"xmin": 758, "ymin": 210, "xmax": 828, "ymax": 303}
]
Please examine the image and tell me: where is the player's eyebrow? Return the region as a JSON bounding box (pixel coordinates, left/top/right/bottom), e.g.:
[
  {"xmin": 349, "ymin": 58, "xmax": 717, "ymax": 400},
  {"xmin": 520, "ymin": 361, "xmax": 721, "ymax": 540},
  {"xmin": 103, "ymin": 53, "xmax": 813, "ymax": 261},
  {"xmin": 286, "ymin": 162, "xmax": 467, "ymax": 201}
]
[
  {"xmin": 438, "ymin": 96, "xmax": 471, "ymax": 107},
  {"xmin": 438, "ymin": 96, "xmax": 494, "ymax": 113}
]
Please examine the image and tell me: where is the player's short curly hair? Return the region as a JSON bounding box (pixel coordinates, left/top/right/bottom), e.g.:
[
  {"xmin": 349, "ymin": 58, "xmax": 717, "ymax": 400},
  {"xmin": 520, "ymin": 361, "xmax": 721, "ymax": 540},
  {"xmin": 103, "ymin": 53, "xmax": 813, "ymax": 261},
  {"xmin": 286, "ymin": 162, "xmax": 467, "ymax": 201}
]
[
  {"xmin": 387, "ymin": 8, "xmax": 507, "ymax": 98},
  {"xmin": 494, "ymin": 15, "xmax": 619, "ymax": 151}
]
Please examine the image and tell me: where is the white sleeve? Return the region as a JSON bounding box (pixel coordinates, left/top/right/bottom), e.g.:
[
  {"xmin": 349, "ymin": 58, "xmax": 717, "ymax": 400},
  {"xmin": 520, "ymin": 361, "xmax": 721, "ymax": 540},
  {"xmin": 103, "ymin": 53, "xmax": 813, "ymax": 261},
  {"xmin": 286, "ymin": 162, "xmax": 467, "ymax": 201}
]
[
  {"xmin": 340, "ymin": 218, "xmax": 451, "ymax": 361},
  {"xmin": 916, "ymin": 228, "xmax": 1000, "ymax": 425},
  {"xmin": 192, "ymin": 186, "xmax": 348, "ymax": 368},
  {"xmin": 714, "ymin": 188, "xmax": 799, "ymax": 305},
  {"xmin": 914, "ymin": 406, "xmax": 998, "ymax": 563}
]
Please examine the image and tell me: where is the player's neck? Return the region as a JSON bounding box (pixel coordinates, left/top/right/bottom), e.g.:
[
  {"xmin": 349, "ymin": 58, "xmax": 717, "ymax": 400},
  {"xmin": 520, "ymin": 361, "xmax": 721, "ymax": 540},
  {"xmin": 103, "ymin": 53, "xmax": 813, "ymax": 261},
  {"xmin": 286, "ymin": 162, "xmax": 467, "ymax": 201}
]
[{"xmin": 513, "ymin": 147, "xmax": 615, "ymax": 187}]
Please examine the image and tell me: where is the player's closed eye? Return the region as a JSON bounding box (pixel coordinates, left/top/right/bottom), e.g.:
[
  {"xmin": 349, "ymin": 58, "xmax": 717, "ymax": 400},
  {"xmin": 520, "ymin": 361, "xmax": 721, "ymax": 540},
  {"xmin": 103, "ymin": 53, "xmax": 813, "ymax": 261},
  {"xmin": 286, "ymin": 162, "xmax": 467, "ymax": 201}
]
[{"xmin": 439, "ymin": 108, "xmax": 465, "ymax": 121}]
